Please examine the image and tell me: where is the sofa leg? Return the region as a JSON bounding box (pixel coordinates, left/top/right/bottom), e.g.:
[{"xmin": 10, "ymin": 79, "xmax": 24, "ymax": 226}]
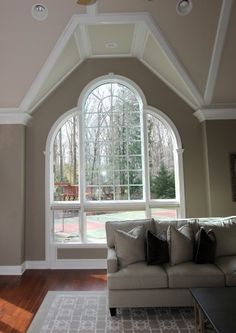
[{"xmin": 110, "ymin": 307, "xmax": 116, "ymax": 316}]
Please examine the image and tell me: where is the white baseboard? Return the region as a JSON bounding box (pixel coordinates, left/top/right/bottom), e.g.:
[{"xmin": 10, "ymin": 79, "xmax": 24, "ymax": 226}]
[
  {"xmin": 24, "ymin": 260, "xmax": 50, "ymax": 270},
  {"xmin": 0, "ymin": 259, "xmax": 106, "ymax": 275},
  {"xmin": 0, "ymin": 265, "xmax": 24, "ymax": 275},
  {"xmin": 50, "ymin": 259, "xmax": 107, "ymax": 269}
]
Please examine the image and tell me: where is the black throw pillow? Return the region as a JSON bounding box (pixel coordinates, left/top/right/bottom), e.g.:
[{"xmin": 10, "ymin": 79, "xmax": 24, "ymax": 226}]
[
  {"xmin": 194, "ymin": 227, "xmax": 216, "ymax": 264},
  {"xmin": 146, "ymin": 230, "xmax": 169, "ymax": 265}
]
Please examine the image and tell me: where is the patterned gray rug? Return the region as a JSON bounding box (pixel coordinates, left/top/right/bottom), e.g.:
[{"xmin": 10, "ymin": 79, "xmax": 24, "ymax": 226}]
[{"xmin": 27, "ymin": 291, "xmax": 196, "ymax": 332}]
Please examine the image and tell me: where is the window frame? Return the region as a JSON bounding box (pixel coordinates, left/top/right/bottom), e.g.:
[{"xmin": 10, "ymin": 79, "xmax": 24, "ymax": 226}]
[{"xmin": 45, "ymin": 75, "xmax": 185, "ymax": 258}]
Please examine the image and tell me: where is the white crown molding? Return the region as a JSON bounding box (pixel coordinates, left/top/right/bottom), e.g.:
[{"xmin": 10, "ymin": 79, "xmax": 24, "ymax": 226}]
[
  {"xmin": 131, "ymin": 21, "xmax": 149, "ymax": 58},
  {"xmin": 204, "ymin": 0, "xmax": 233, "ymax": 105},
  {"xmin": 0, "ymin": 109, "xmax": 32, "ymax": 125},
  {"xmin": 86, "ymin": 2, "xmax": 98, "ymax": 16},
  {"xmin": 28, "ymin": 60, "xmax": 83, "ymax": 114},
  {"xmin": 17, "ymin": 11, "xmax": 206, "ymax": 114},
  {"xmin": 75, "ymin": 24, "xmax": 92, "ymax": 60},
  {"xmin": 143, "ymin": 14, "xmax": 204, "ymax": 108},
  {"xmin": 20, "ymin": 15, "xmax": 80, "ymax": 113},
  {"xmin": 140, "ymin": 58, "xmax": 198, "ymax": 110},
  {"xmin": 194, "ymin": 108, "xmax": 236, "ymax": 122}
]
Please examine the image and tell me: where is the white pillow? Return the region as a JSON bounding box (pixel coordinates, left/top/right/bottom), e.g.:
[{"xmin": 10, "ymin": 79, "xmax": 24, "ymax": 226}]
[
  {"xmin": 167, "ymin": 224, "xmax": 194, "ymax": 265},
  {"xmin": 114, "ymin": 226, "xmax": 145, "ymax": 268}
]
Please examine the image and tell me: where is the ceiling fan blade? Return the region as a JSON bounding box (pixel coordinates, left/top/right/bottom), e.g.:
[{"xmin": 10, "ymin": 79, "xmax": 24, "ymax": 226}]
[{"xmin": 77, "ymin": 0, "xmax": 97, "ymax": 5}]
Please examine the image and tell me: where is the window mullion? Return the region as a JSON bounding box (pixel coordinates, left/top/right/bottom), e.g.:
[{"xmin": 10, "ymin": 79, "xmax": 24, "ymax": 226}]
[
  {"xmin": 79, "ymin": 108, "xmax": 86, "ymax": 242},
  {"xmin": 142, "ymin": 108, "xmax": 151, "ymax": 218}
]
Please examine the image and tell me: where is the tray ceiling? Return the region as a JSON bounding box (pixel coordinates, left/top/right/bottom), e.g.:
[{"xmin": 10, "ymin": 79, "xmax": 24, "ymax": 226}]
[{"xmin": 0, "ymin": 0, "xmax": 235, "ymax": 116}]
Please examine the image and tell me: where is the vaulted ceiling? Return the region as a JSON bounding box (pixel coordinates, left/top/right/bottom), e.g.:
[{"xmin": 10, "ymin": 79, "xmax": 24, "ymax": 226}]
[{"xmin": 1, "ymin": 0, "xmax": 235, "ymax": 121}]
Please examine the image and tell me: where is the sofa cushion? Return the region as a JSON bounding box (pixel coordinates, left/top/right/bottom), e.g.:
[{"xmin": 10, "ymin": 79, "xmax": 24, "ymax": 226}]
[
  {"xmin": 198, "ymin": 221, "xmax": 236, "ymax": 257},
  {"xmin": 215, "ymin": 256, "xmax": 236, "ymax": 286},
  {"xmin": 154, "ymin": 218, "xmax": 199, "ymax": 235},
  {"xmin": 114, "ymin": 226, "xmax": 145, "ymax": 268},
  {"xmin": 167, "ymin": 224, "xmax": 194, "ymax": 265},
  {"xmin": 146, "ymin": 230, "xmax": 169, "ymax": 265},
  {"xmin": 194, "ymin": 227, "xmax": 216, "ymax": 264},
  {"xmin": 108, "ymin": 261, "xmax": 168, "ymax": 289},
  {"xmin": 106, "ymin": 218, "xmax": 155, "ymax": 248},
  {"xmin": 165, "ymin": 262, "xmax": 225, "ymax": 288}
]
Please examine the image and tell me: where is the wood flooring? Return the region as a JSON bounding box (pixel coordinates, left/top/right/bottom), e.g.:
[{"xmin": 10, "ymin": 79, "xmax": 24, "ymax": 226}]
[{"xmin": 0, "ymin": 269, "xmax": 107, "ymax": 333}]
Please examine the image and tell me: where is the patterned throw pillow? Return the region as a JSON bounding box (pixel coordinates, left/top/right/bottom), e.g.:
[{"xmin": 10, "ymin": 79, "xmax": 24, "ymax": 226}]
[
  {"xmin": 114, "ymin": 226, "xmax": 145, "ymax": 268},
  {"xmin": 146, "ymin": 230, "xmax": 169, "ymax": 265},
  {"xmin": 167, "ymin": 224, "xmax": 194, "ymax": 265},
  {"xmin": 194, "ymin": 227, "xmax": 216, "ymax": 264}
]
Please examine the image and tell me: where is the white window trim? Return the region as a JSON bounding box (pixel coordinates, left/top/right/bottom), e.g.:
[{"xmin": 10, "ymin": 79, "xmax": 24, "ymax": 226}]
[{"xmin": 45, "ymin": 74, "xmax": 185, "ymax": 265}]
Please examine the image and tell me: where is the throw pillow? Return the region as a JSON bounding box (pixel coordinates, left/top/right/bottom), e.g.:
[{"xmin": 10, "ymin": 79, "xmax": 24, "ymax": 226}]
[
  {"xmin": 146, "ymin": 230, "xmax": 169, "ymax": 265},
  {"xmin": 114, "ymin": 226, "xmax": 145, "ymax": 268},
  {"xmin": 167, "ymin": 224, "xmax": 194, "ymax": 265},
  {"xmin": 194, "ymin": 227, "xmax": 216, "ymax": 264}
]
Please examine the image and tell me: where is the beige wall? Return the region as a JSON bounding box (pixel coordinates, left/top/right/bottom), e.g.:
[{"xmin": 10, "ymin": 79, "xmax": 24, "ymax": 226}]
[
  {"xmin": 25, "ymin": 58, "xmax": 207, "ymax": 261},
  {"xmin": 0, "ymin": 125, "xmax": 25, "ymax": 265},
  {"xmin": 203, "ymin": 120, "xmax": 236, "ymax": 216},
  {"xmin": 1, "ymin": 59, "xmax": 235, "ymax": 265}
]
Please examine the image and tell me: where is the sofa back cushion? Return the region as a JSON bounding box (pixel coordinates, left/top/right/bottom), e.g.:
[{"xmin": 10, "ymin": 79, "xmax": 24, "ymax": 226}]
[
  {"xmin": 106, "ymin": 218, "xmax": 155, "ymax": 248},
  {"xmin": 167, "ymin": 224, "xmax": 194, "ymax": 265},
  {"xmin": 199, "ymin": 217, "xmax": 236, "ymax": 257},
  {"xmin": 154, "ymin": 218, "xmax": 199, "ymax": 235}
]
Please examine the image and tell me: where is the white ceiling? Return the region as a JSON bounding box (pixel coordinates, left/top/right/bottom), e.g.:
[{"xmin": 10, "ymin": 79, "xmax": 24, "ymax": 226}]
[{"xmin": 0, "ymin": 0, "xmax": 235, "ymax": 121}]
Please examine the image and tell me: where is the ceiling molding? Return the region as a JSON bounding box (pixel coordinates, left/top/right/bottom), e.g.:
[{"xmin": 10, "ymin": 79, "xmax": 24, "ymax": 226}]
[
  {"xmin": 131, "ymin": 22, "xmax": 149, "ymax": 58},
  {"xmin": 86, "ymin": 2, "xmax": 98, "ymax": 16},
  {"xmin": 194, "ymin": 108, "xmax": 236, "ymax": 122},
  {"xmin": 74, "ymin": 24, "xmax": 92, "ymax": 59},
  {"xmin": 144, "ymin": 15, "xmax": 204, "ymax": 108},
  {"xmin": 28, "ymin": 60, "xmax": 83, "ymax": 114},
  {"xmin": 0, "ymin": 109, "xmax": 32, "ymax": 125},
  {"xmin": 19, "ymin": 15, "xmax": 79, "ymax": 113},
  {"xmin": 204, "ymin": 0, "xmax": 233, "ymax": 105},
  {"xmin": 16, "ymin": 11, "xmax": 213, "ymax": 114},
  {"xmin": 140, "ymin": 58, "xmax": 197, "ymax": 110}
]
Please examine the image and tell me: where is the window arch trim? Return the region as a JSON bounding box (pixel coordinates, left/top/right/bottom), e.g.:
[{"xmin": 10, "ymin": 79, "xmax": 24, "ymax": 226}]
[{"xmin": 45, "ymin": 75, "xmax": 185, "ymax": 259}]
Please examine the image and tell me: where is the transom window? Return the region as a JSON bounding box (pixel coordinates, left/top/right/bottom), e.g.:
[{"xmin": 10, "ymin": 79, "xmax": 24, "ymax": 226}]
[{"xmin": 49, "ymin": 78, "xmax": 184, "ymax": 244}]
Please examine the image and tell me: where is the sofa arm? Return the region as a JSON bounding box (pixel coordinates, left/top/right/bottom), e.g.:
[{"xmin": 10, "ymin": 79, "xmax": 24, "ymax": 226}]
[{"xmin": 107, "ymin": 247, "xmax": 118, "ymax": 273}]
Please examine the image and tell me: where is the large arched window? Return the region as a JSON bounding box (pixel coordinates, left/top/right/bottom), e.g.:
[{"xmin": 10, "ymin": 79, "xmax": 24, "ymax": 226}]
[{"xmin": 48, "ymin": 77, "xmax": 184, "ymax": 244}]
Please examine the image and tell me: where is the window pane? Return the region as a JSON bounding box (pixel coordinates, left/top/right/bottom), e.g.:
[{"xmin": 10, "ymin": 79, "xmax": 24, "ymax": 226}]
[
  {"xmin": 53, "ymin": 209, "xmax": 80, "ymax": 243},
  {"xmin": 151, "ymin": 208, "xmax": 177, "ymax": 219},
  {"xmin": 86, "ymin": 210, "xmax": 146, "ymax": 243},
  {"xmin": 115, "ymin": 186, "xmax": 128, "ymax": 200},
  {"xmin": 84, "ymin": 82, "xmax": 143, "ymax": 201},
  {"xmin": 114, "ymin": 171, "xmax": 128, "ymax": 185},
  {"xmin": 53, "ymin": 116, "xmax": 79, "ymax": 201},
  {"xmin": 147, "ymin": 115, "xmax": 176, "ymax": 199},
  {"xmin": 130, "ymin": 186, "xmax": 143, "ymax": 200}
]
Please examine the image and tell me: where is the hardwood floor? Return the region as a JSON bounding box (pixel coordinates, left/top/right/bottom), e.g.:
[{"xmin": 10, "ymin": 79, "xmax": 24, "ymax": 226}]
[{"xmin": 0, "ymin": 269, "xmax": 107, "ymax": 333}]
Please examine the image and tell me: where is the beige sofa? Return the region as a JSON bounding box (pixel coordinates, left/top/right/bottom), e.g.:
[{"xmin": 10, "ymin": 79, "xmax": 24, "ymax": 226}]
[{"xmin": 105, "ymin": 217, "xmax": 236, "ymax": 316}]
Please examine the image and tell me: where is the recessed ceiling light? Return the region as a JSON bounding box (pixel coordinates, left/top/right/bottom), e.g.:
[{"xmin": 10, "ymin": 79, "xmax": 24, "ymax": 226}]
[
  {"xmin": 105, "ymin": 42, "xmax": 118, "ymax": 49},
  {"xmin": 31, "ymin": 3, "xmax": 48, "ymax": 21},
  {"xmin": 176, "ymin": 0, "xmax": 193, "ymax": 16}
]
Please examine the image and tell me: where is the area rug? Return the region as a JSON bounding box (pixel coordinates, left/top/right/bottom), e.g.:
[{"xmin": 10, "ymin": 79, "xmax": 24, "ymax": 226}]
[{"xmin": 27, "ymin": 291, "xmax": 196, "ymax": 332}]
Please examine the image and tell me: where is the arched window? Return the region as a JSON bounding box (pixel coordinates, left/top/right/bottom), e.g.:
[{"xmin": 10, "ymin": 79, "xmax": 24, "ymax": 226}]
[{"xmin": 48, "ymin": 77, "xmax": 184, "ymax": 244}]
